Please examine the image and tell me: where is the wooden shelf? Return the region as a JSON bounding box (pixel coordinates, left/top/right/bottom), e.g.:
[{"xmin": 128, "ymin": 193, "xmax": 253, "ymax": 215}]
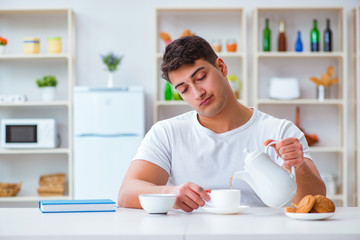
[
  {"xmin": 0, "ymin": 148, "xmax": 70, "ymax": 155},
  {"xmin": 354, "ymin": 6, "xmax": 360, "ymax": 207},
  {"xmin": 0, "ymin": 8, "xmax": 71, "ymax": 14},
  {"xmin": 156, "ymin": 52, "xmax": 244, "ymax": 59},
  {"xmin": 154, "ymin": 7, "xmax": 247, "ymax": 122},
  {"xmin": 256, "ymin": 52, "xmax": 344, "ymax": 58},
  {"xmin": 0, "ymin": 8, "xmax": 75, "ymax": 202},
  {"xmin": 0, "ymin": 53, "xmax": 69, "ymax": 60},
  {"xmin": 0, "ymin": 195, "xmax": 71, "ymax": 202},
  {"xmin": 253, "ymin": 7, "xmax": 348, "ymax": 206},
  {"xmin": 327, "ymin": 194, "xmax": 345, "ymax": 201},
  {"xmin": 0, "ymin": 101, "xmax": 70, "ymax": 107},
  {"xmin": 310, "ymin": 146, "xmax": 344, "ymax": 153},
  {"xmin": 257, "ymin": 99, "xmax": 344, "ymax": 105}
]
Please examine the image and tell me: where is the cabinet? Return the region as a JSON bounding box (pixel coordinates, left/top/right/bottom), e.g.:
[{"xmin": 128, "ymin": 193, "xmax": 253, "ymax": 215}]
[
  {"xmin": 253, "ymin": 7, "xmax": 347, "ymax": 206},
  {"xmin": 355, "ymin": 6, "xmax": 360, "ymax": 207},
  {"xmin": 154, "ymin": 8, "xmax": 247, "ymax": 122},
  {"xmin": 0, "ymin": 8, "xmax": 75, "ymax": 204}
]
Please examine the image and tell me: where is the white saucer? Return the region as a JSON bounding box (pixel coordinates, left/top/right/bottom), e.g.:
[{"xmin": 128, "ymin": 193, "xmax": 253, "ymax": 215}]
[
  {"xmin": 284, "ymin": 211, "xmax": 335, "ymax": 220},
  {"xmin": 202, "ymin": 205, "xmax": 249, "ymax": 215}
]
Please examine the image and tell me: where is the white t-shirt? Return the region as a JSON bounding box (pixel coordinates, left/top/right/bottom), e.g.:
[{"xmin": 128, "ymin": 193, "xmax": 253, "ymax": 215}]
[{"xmin": 133, "ymin": 108, "xmax": 312, "ymax": 207}]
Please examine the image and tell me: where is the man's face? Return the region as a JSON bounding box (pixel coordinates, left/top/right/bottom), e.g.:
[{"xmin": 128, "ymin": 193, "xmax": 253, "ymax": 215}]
[{"xmin": 169, "ymin": 58, "xmax": 230, "ymax": 118}]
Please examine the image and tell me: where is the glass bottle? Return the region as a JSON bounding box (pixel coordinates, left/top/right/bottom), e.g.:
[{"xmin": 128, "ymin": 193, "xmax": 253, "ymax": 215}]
[
  {"xmin": 263, "ymin": 18, "xmax": 271, "ymax": 51},
  {"xmin": 278, "ymin": 19, "xmax": 286, "ymax": 52},
  {"xmin": 164, "ymin": 81, "xmax": 173, "ymax": 101},
  {"xmin": 324, "ymin": 18, "xmax": 332, "ymax": 52},
  {"xmin": 295, "ymin": 31, "xmax": 303, "ymax": 52},
  {"xmin": 310, "ymin": 19, "xmax": 320, "ymax": 52}
]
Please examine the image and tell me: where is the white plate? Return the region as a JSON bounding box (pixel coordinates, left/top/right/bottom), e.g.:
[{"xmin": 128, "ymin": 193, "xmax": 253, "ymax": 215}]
[
  {"xmin": 284, "ymin": 211, "xmax": 335, "ymax": 220},
  {"xmin": 202, "ymin": 205, "xmax": 249, "ymax": 215}
]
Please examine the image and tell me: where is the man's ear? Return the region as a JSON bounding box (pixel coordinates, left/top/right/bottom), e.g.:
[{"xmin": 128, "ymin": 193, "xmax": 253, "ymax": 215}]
[{"xmin": 215, "ymin": 58, "xmax": 228, "ymax": 76}]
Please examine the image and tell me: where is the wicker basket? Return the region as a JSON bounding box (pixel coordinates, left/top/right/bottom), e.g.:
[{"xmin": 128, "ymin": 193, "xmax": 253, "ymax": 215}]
[
  {"xmin": 0, "ymin": 182, "xmax": 22, "ymax": 197},
  {"xmin": 39, "ymin": 173, "xmax": 66, "ymax": 185},
  {"xmin": 37, "ymin": 173, "xmax": 66, "ymax": 196}
]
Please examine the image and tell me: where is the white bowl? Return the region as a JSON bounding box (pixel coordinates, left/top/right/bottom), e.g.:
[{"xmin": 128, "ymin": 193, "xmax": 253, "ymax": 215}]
[{"xmin": 139, "ymin": 194, "xmax": 177, "ymax": 214}]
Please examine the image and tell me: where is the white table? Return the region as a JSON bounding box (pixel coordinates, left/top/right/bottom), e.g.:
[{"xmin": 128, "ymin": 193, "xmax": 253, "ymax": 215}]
[{"xmin": 0, "ymin": 207, "xmax": 359, "ymax": 240}]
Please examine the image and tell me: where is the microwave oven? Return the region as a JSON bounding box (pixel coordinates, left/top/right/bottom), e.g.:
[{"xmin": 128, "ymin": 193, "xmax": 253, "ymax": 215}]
[{"xmin": 1, "ymin": 119, "xmax": 56, "ymax": 149}]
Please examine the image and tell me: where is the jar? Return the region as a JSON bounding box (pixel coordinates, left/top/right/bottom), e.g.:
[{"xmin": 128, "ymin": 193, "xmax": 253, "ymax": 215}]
[
  {"xmin": 24, "ymin": 37, "xmax": 40, "ymax": 54},
  {"xmin": 47, "ymin": 37, "xmax": 62, "ymax": 54},
  {"xmin": 226, "ymin": 39, "xmax": 237, "ymax": 52},
  {"xmin": 211, "ymin": 39, "xmax": 222, "ymax": 52}
]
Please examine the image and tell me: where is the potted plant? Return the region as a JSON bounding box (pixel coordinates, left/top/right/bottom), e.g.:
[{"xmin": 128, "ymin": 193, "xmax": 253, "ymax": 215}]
[
  {"xmin": 101, "ymin": 52, "xmax": 123, "ymax": 88},
  {"xmin": 36, "ymin": 75, "xmax": 58, "ymax": 101},
  {"xmin": 0, "ymin": 36, "xmax": 7, "ymax": 55}
]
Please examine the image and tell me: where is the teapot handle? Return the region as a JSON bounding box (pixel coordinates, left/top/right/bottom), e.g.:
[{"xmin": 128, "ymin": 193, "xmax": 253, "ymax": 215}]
[{"xmin": 265, "ymin": 141, "xmax": 296, "ymax": 179}]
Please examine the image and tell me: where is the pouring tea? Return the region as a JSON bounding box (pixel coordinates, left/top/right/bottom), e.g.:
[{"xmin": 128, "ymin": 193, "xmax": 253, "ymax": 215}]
[{"xmin": 231, "ymin": 141, "xmax": 297, "ymax": 208}]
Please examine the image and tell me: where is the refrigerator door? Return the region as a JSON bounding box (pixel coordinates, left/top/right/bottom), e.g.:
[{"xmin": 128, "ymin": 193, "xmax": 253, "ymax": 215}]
[
  {"xmin": 74, "ymin": 135, "xmax": 142, "ymax": 200},
  {"xmin": 74, "ymin": 87, "xmax": 144, "ymax": 136}
]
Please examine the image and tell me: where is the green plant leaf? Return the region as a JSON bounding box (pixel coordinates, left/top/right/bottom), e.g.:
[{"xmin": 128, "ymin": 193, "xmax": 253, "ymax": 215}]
[
  {"xmin": 101, "ymin": 52, "xmax": 123, "ymax": 72},
  {"xmin": 36, "ymin": 75, "xmax": 58, "ymax": 88}
]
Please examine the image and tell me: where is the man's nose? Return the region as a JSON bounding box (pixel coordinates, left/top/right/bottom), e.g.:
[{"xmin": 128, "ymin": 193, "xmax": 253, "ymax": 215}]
[{"xmin": 194, "ymin": 87, "xmax": 206, "ymax": 99}]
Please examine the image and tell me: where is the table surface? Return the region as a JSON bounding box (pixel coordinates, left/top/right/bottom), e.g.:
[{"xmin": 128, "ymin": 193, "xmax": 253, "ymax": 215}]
[{"xmin": 1, "ymin": 207, "xmax": 360, "ymax": 240}]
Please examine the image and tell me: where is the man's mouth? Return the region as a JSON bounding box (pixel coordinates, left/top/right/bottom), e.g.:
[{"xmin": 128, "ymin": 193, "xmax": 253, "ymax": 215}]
[{"xmin": 200, "ymin": 95, "xmax": 212, "ymax": 106}]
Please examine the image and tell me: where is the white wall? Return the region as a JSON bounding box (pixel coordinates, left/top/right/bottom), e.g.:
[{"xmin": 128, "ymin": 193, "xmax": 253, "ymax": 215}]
[
  {"xmin": 1, "ymin": 0, "xmax": 358, "ymax": 130},
  {"xmin": 1, "ymin": 0, "xmax": 359, "ymax": 206}
]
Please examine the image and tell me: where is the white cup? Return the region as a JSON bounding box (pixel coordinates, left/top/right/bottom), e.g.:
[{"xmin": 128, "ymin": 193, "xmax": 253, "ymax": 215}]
[{"xmin": 208, "ymin": 189, "xmax": 241, "ymax": 209}]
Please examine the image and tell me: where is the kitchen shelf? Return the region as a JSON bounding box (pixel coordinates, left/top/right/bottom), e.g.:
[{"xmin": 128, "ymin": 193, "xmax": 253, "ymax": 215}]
[
  {"xmin": 0, "ymin": 148, "xmax": 70, "ymax": 155},
  {"xmin": 256, "ymin": 99, "xmax": 344, "ymax": 105},
  {"xmin": 0, "ymin": 195, "xmax": 71, "ymax": 202},
  {"xmin": 0, "ymin": 8, "xmax": 75, "ymax": 204},
  {"xmin": 156, "ymin": 52, "xmax": 245, "ymax": 59},
  {"xmin": 0, "ymin": 53, "xmax": 69, "ymax": 60},
  {"xmin": 154, "ymin": 7, "xmax": 247, "ymax": 122},
  {"xmin": 310, "ymin": 147, "xmax": 344, "ymax": 153},
  {"xmin": 156, "ymin": 99, "xmax": 247, "ymax": 107},
  {"xmin": 354, "ymin": 6, "xmax": 360, "ymax": 207},
  {"xmin": 256, "ymin": 52, "xmax": 344, "ymax": 58},
  {"xmin": 0, "ymin": 101, "xmax": 70, "ymax": 107},
  {"xmin": 253, "ymin": 7, "xmax": 347, "ymax": 206}
]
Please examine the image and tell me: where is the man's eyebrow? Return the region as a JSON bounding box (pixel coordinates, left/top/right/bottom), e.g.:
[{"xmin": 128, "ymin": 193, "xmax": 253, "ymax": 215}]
[{"xmin": 174, "ymin": 67, "xmax": 205, "ymax": 89}]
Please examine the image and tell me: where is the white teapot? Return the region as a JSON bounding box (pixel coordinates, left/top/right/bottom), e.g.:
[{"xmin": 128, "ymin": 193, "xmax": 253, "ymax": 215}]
[{"xmin": 232, "ymin": 141, "xmax": 297, "ymax": 208}]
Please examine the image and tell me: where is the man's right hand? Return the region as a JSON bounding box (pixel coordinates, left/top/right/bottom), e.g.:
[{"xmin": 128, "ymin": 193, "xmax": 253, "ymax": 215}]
[{"xmin": 171, "ymin": 182, "xmax": 210, "ymax": 212}]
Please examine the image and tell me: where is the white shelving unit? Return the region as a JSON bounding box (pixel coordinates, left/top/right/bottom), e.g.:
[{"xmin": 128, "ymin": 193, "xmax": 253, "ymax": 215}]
[
  {"xmin": 154, "ymin": 7, "xmax": 247, "ymax": 122},
  {"xmin": 354, "ymin": 6, "xmax": 360, "ymax": 207},
  {"xmin": 0, "ymin": 8, "xmax": 75, "ymax": 204},
  {"xmin": 253, "ymin": 7, "xmax": 347, "ymax": 206}
]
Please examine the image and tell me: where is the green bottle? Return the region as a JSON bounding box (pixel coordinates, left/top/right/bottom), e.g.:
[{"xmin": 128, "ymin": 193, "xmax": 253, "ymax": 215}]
[
  {"xmin": 164, "ymin": 81, "xmax": 173, "ymax": 101},
  {"xmin": 310, "ymin": 19, "xmax": 320, "ymax": 52},
  {"xmin": 263, "ymin": 18, "xmax": 271, "ymax": 51}
]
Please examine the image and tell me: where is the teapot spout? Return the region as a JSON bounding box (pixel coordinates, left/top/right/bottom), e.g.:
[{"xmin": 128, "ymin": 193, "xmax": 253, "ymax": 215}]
[{"xmin": 232, "ymin": 170, "xmax": 258, "ymax": 193}]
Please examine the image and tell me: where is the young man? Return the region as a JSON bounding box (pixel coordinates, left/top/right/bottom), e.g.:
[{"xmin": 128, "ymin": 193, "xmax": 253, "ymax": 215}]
[{"xmin": 118, "ymin": 36, "xmax": 326, "ymax": 212}]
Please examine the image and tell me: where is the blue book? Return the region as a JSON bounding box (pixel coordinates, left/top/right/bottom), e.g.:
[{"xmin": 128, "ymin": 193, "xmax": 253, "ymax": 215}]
[{"xmin": 39, "ymin": 199, "xmax": 116, "ymax": 213}]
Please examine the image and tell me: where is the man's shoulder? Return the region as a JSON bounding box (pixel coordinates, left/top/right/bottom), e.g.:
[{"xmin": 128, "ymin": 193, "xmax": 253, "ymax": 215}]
[
  {"xmin": 154, "ymin": 110, "xmax": 196, "ymax": 128},
  {"xmin": 254, "ymin": 109, "xmax": 294, "ymax": 127}
]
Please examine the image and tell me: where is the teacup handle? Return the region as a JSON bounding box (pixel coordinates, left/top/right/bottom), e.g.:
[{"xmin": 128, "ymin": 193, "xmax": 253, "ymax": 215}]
[{"xmin": 265, "ymin": 141, "xmax": 296, "ymax": 178}]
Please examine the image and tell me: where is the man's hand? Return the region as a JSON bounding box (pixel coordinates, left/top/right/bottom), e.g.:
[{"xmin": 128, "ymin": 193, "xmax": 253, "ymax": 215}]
[
  {"xmin": 264, "ymin": 138, "xmax": 304, "ymax": 170},
  {"xmin": 171, "ymin": 182, "xmax": 210, "ymax": 212}
]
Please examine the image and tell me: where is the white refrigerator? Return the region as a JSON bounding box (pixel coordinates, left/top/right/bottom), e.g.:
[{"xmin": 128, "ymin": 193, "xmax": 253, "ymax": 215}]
[{"xmin": 73, "ymin": 87, "xmax": 144, "ymax": 200}]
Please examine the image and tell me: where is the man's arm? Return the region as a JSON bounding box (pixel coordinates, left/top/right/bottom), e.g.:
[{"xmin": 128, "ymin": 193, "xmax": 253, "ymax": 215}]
[
  {"xmin": 117, "ymin": 160, "xmax": 210, "ymax": 212},
  {"xmin": 265, "ymin": 138, "xmax": 326, "ymax": 204},
  {"xmin": 292, "ymin": 157, "xmax": 326, "ymax": 203}
]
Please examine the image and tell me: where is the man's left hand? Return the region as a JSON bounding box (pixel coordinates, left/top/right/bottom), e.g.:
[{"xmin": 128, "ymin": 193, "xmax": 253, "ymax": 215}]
[{"xmin": 264, "ymin": 138, "xmax": 304, "ymax": 170}]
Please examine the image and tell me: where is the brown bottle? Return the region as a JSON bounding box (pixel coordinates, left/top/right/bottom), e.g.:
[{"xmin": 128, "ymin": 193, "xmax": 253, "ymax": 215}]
[{"xmin": 278, "ymin": 19, "xmax": 286, "ymax": 51}]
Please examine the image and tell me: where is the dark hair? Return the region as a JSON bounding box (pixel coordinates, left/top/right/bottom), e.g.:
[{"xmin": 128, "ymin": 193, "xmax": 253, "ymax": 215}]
[{"xmin": 161, "ymin": 36, "xmax": 218, "ymax": 82}]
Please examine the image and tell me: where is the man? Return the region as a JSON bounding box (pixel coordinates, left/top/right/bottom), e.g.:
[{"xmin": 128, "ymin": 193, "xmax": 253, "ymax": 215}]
[{"xmin": 118, "ymin": 36, "xmax": 326, "ymax": 212}]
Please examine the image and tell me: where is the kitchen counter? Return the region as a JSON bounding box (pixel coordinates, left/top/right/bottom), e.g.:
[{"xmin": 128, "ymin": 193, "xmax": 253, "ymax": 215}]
[{"xmin": 0, "ymin": 207, "xmax": 359, "ymax": 240}]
